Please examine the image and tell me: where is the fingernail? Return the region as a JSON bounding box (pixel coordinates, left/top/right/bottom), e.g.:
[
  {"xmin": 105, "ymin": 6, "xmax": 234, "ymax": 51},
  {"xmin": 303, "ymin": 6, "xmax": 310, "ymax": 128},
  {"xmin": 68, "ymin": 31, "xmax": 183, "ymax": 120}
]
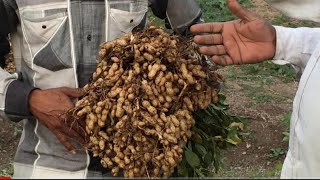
[{"xmin": 83, "ymin": 84, "xmax": 90, "ymax": 92}]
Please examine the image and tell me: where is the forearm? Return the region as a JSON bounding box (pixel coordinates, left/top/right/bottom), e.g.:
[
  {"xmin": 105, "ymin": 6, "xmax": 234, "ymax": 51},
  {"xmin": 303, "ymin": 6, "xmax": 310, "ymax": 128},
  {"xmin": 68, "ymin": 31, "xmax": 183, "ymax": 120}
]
[
  {"xmin": 0, "ymin": 71, "xmax": 37, "ymax": 122},
  {"xmin": 273, "ymin": 26, "xmax": 320, "ymax": 72}
]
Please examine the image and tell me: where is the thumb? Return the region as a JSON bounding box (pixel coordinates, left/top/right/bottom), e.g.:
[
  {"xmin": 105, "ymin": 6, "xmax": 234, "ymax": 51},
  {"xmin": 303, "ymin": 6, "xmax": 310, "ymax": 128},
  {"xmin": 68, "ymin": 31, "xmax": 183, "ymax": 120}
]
[
  {"xmin": 59, "ymin": 87, "xmax": 87, "ymax": 98},
  {"xmin": 227, "ymin": 0, "xmax": 256, "ymax": 21}
]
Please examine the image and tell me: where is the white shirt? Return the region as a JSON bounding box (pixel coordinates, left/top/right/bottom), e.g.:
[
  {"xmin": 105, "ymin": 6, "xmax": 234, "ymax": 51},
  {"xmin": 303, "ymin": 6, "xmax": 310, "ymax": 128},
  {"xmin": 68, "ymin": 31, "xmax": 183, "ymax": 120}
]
[
  {"xmin": 266, "ymin": 0, "xmax": 320, "ymax": 178},
  {"xmin": 273, "ymin": 26, "xmax": 320, "ymax": 178}
]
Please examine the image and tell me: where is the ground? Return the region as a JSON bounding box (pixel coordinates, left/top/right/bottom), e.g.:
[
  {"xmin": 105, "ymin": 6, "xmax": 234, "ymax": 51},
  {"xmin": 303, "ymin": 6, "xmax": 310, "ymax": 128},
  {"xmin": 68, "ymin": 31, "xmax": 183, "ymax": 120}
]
[
  {"xmin": 214, "ymin": 65, "xmax": 297, "ymax": 178},
  {"xmin": 0, "ymin": 0, "xmax": 318, "ymax": 178},
  {"xmin": 0, "ymin": 120, "xmax": 21, "ymax": 176}
]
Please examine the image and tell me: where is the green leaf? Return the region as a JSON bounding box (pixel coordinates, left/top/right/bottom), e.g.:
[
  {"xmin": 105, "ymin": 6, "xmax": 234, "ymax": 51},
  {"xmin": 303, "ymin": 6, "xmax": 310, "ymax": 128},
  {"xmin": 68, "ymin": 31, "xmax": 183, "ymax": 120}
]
[
  {"xmin": 194, "ymin": 168, "xmax": 206, "ymax": 177},
  {"xmin": 195, "ymin": 144, "xmax": 207, "ymax": 157},
  {"xmin": 225, "ymin": 138, "xmax": 239, "ymax": 145},
  {"xmin": 282, "ymin": 136, "xmax": 289, "ymax": 142},
  {"xmin": 185, "ymin": 150, "xmax": 201, "ymax": 168},
  {"xmin": 275, "ymin": 163, "xmax": 283, "ymax": 171},
  {"xmin": 191, "ymin": 133, "xmax": 203, "ymax": 144},
  {"xmin": 227, "ymin": 128, "xmax": 238, "ymax": 138},
  {"xmin": 203, "ymin": 151, "xmax": 213, "ymax": 167},
  {"xmin": 211, "ymin": 104, "xmax": 226, "ymax": 111},
  {"xmin": 187, "ymin": 141, "xmax": 193, "ymax": 151},
  {"xmin": 204, "ymin": 109, "xmax": 214, "ymax": 116},
  {"xmin": 282, "ymin": 131, "xmax": 290, "ymax": 142},
  {"xmin": 213, "ymin": 152, "xmax": 221, "ymax": 173},
  {"xmin": 177, "ymin": 164, "xmax": 189, "ymax": 177},
  {"xmin": 218, "ymin": 94, "xmax": 226, "ymax": 103},
  {"xmin": 229, "ymin": 122, "xmax": 245, "ymax": 131}
]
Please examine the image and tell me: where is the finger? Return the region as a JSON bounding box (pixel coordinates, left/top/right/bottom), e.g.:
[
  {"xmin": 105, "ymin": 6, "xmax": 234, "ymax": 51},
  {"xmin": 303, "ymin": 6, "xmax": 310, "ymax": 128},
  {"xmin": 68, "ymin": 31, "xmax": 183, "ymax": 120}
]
[
  {"xmin": 67, "ymin": 114, "xmax": 87, "ymax": 130},
  {"xmin": 83, "ymin": 84, "xmax": 90, "ymax": 93},
  {"xmin": 222, "ymin": 55, "xmax": 235, "ymax": 65},
  {"xmin": 60, "ymin": 120, "xmax": 86, "ymax": 144},
  {"xmin": 77, "ymin": 119, "xmax": 87, "ymax": 131},
  {"xmin": 39, "ymin": 113, "xmax": 86, "ymax": 151},
  {"xmin": 56, "ymin": 116, "xmax": 86, "ymax": 144},
  {"xmin": 199, "ymin": 45, "xmax": 226, "ymax": 56},
  {"xmin": 194, "ymin": 34, "xmax": 223, "ymax": 45},
  {"xmin": 59, "ymin": 87, "xmax": 87, "ymax": 98},
  {"xmin": 211, "ymin": 55, "xmax": 235, "ymax": 66},
  {"xmin": 227, "ymin": 0, "xmax": 257, "ymax": 21},
  {"xmin": 59, "ymin": 111, "xmax": 87, "ymax": 138},
  {"xmin": 190, "ymin": 23, "xmax": 224, "ymax": 34},
  {"xmin": 53, "ymin": 130, "xmax": 77, "ymax": 154},
  {"xmin": 72, "ymin": 124, "xmax": 87, "ymax": 141}
]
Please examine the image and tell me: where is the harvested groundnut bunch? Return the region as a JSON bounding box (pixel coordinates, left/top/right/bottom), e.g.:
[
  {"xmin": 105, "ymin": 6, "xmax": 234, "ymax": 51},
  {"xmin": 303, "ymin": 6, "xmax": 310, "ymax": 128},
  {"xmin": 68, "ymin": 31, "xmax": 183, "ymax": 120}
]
[{"xmin": 67, "ymin": 25, "xmax": 222, "ymax": 178}]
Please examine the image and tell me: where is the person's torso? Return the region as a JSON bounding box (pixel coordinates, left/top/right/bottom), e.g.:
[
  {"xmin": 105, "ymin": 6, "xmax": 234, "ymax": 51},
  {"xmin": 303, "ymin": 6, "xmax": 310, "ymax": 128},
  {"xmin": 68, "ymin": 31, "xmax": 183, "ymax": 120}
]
[
  {"xmin": 282, "ymin": 40, "xmax": 320, "ymax": 178},
  {"xmin": 12, "ymin": 0, "xmax": 148, "ymax": 88},
  {"xmin": 11, "ymin": 0, "xmax": 149, "ymax": 176}
]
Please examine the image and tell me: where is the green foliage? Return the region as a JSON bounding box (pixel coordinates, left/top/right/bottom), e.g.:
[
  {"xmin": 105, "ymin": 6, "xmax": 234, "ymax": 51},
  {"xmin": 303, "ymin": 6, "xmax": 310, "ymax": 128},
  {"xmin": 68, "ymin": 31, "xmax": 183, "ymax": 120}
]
[
  {"xmin": 241, "ymin": 84, "xmax": 273, "ymax": 103},
  {"xmin": 197, "ymin": 0, "xmax": 252, "ymax": 22},
  {"xmin": 13, "ymin": 126, "xmax": 22, "ymax": 138},
  {"xmin": 0, "ymin": 163, "xmax": 14, "ymax": 177},
  {"xmin": 272, "ymin": 15, "xmax": 319, "ymax": 28},
  {"xmin": 281, "ymin": 112, "xmax": 291, "ymax": 126},
  {"xmin": 282, "ymin": 131, "xmax": 290, "ymax": 142},
  {"xmin": 265, "ymin": 163, "xmax": 283, "ymax": 177},
  {"xmin": 242, "ymin": 61, "xmax": 296, "ymax": 82},
  {"xmin": 272, "ymin": 15, "xmax": 291, "ymax": 26},
  {"xmin": 281, "ymin": 112, "xmax": 291, "ymax": 142},
  {"xmin": 269, "ymin": 148, "xmax": 285, "ymax": 160},
  {"xmin": 173, "ymin": 94, "xmax": 248, "ymax": 177},
  {"xmin": 252, "ymin": 163, "xmax": 283, "ymax": 178},
  {"xmin": 147, "ymin": 8, "xmax": 166, "ymax": 28}
]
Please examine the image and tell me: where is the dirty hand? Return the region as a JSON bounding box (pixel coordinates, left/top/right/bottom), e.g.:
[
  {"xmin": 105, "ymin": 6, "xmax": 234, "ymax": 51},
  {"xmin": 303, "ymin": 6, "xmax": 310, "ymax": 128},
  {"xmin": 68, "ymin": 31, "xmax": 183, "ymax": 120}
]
[
  {"xmin": 29, "ymin": 87, "xmax": 87, "ymax": 154},
  {"xmin": 190, "ymin": 0, "xmax": 276, "ymax": 66}
]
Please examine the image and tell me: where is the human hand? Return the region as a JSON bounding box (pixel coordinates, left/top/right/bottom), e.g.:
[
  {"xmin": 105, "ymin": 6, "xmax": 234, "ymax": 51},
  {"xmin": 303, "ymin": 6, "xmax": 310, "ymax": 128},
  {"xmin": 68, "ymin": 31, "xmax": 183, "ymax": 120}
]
[
  {"xmin": 190, "ymin": 0, "xmax": 276, "ymax": 66},
  {"xmin": 29, "ymin": 87, "xmax": 87, "ymax": 154}
]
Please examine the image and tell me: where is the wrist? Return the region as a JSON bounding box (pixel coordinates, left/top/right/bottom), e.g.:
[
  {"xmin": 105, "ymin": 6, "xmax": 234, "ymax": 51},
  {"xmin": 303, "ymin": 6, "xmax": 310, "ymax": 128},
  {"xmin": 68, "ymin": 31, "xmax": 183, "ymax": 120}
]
[
  {"xmin": 28, "ymin": 89, "xmax": 41, "ymax": 115},
  {"xmin": 5, "ymin": 80, "xmax": 38, "ymax": 117}
]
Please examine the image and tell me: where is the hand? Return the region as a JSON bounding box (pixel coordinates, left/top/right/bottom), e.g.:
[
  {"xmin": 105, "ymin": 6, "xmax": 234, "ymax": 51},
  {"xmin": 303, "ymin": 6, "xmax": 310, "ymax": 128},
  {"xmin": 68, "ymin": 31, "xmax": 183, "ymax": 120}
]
[
  {"xmin": 29, "ymin": 87, "xmax": 87, "ymax": 154},
  {"xmin": 190, "ymin": 0, "xmax": 276, "ymax": 66}
]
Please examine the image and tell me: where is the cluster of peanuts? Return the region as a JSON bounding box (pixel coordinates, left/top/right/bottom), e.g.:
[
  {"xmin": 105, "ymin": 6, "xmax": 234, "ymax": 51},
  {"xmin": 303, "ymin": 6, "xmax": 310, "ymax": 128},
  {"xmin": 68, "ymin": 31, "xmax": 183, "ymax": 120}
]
[{"xmin": 69, "ymin": 26, "xmax": 222, "ymax": 178}]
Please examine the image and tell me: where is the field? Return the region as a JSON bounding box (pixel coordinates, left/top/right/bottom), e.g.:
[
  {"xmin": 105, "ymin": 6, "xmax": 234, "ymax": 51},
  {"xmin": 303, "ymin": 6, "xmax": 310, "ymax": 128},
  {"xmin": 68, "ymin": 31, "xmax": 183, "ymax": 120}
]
[
  {"xmin": 199, "ymin": 0, "xmax": 318, "ymax": 178},
  {"xmin": 0, "ymin": 0, "xmax": 319, "ymax": 178}
]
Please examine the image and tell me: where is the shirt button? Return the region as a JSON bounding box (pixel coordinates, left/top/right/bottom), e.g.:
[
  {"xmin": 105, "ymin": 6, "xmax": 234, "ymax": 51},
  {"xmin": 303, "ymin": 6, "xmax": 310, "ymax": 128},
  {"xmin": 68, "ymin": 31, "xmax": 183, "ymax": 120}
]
[{"xmin": 87, "ymin": 34, "xmax": 92, "ymax": 41}]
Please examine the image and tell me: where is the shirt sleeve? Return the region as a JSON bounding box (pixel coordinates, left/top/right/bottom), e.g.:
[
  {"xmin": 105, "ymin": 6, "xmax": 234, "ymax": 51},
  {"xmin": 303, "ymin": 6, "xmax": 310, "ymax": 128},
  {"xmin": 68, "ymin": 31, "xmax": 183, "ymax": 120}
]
[
  {"xmin": 0, "ymin": 35, "xmax": 10, "ymax": 68},
  {"xmin": 0, "ymin": 0, "xmax": 37, "ymax": 122},
  {"xmin": 148, "ymin": 0, "xmax": 168, "ymax": 20},
  {"xmin": 149, "ymin": 0, "xmax": 203, "ymax": 36},
  {"xmin": 273, "ymin": 26, "xmax": 320, "ymax": 74}
]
